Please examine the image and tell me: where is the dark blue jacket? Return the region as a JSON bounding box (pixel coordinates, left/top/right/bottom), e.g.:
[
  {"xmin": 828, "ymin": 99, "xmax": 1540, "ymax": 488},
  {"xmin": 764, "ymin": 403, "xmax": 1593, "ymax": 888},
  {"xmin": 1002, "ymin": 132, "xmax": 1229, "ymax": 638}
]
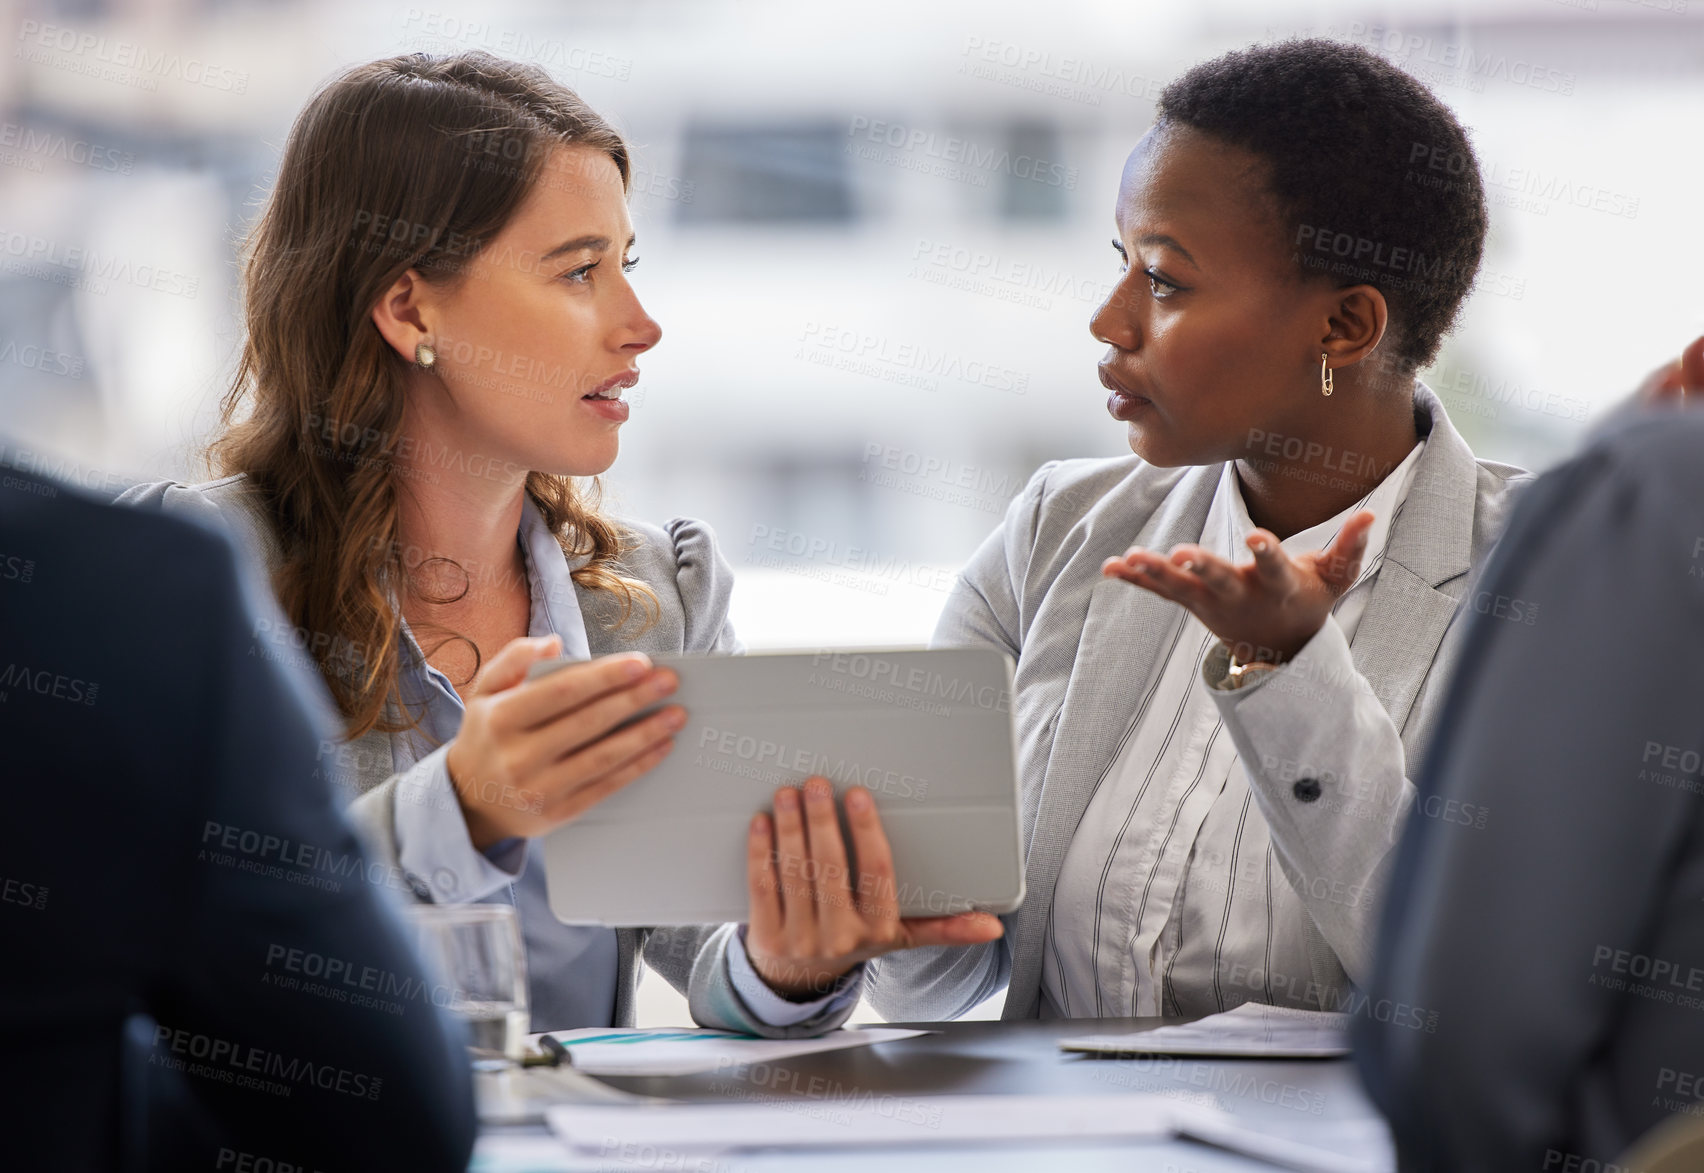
[
  {"xmin": 0, "ymin": 466, "xmax": 476, "ymax": 1173},
  {"xmin": 1357, "ymin": 406, "xmax": 1704, "ymax": 1171}
]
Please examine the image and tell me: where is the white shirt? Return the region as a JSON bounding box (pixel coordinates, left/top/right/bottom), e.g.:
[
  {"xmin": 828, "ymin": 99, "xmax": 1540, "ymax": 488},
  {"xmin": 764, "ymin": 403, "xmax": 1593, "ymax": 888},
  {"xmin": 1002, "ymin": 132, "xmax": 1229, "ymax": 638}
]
[{"xmin": 1042, "ymin": 440, "xmax": 1426, "ymax": 1018}]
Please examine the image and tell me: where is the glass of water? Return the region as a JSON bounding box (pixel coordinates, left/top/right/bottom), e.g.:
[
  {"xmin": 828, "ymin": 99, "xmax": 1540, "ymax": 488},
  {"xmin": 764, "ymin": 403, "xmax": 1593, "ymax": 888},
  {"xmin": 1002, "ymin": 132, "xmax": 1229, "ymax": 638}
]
[{"xmin": 406, "ymin": 904, "xmax": 529, "ymax": 1071}]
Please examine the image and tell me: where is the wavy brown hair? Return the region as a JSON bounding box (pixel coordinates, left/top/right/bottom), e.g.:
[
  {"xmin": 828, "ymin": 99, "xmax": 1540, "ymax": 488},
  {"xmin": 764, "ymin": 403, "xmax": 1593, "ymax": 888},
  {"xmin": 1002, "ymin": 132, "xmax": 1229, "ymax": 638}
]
[{"xmin": 214, "ymin": 50, "xmax": 656, "ymax": 740}]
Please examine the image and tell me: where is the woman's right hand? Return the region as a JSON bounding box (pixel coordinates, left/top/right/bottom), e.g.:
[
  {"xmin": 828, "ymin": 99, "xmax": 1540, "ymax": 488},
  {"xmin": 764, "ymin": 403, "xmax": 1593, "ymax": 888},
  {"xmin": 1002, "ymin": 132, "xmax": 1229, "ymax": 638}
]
[
  {"xmin": 1635, "ymin": 334, "xmax": 1704, "ymax": 406},
  {"xmin": 444, "ymin": 636, "xmax": 684, "ymax": 850},
  {"xmin": 744, "ymin": 778, "xmax": 1005, "ymax": 999}
]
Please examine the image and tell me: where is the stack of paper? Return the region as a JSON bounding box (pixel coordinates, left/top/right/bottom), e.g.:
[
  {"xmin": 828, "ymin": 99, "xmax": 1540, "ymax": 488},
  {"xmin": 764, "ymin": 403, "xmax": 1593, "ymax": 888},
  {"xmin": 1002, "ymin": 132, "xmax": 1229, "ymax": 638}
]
[
  {"xmin": 526, "ymin": 1017, "xmax": 1396, "ymax": 1173},
  {"xmin": 545, "ymin": 1095, "xmax": 1394, "ymax": 1172},
  {"xmin": 1059, "ymin": 1002, "xmax": 1351, "ymax": 1058},
  {"xmin": 1181, "ymin": 1114, "xmax": 1395, "ymax": 1173},
  {"xmin": 547, "ymin": 1093, "xmax": 1181, "ymax": 1150},
  {"xmin": 537, "ymin": 1026, "xmax": 928, "ymax": 1077}
]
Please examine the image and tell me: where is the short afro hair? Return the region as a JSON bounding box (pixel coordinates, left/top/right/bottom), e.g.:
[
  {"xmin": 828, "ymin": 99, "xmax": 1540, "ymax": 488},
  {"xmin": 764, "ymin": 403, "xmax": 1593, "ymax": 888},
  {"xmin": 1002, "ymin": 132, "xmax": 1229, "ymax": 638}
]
[{"xmin": 1157, "ymin": 38, "xmax": 1488, "ymax": 372}]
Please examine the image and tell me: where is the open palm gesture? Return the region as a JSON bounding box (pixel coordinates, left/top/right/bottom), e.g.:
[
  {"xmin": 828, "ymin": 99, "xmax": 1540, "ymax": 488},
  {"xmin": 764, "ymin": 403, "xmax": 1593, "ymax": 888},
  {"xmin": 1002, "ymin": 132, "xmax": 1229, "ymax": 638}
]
[{"xmin": 1103, "ymin": 511, "xmax": 1375, "ymax": 666}]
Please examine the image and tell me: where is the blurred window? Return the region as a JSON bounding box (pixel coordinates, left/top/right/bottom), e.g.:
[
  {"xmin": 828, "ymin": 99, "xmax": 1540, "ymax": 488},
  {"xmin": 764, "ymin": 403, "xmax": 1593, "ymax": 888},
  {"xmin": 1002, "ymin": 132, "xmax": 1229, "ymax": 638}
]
[
  {"xmin": 998, "ymin": 122, "xmax": 1068, "ymax": 220},
  {"xmin": 677, "ymin": 123, "xmax": 855, "ymax": 224}
]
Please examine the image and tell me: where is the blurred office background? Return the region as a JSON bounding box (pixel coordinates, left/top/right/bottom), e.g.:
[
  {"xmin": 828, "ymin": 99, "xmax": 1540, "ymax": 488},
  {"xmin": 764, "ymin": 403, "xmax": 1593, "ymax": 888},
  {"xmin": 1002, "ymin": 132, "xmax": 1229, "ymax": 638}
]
[{"xmin": 3, "ymin": 0, "xmax": 1701, "ymax": 1019}]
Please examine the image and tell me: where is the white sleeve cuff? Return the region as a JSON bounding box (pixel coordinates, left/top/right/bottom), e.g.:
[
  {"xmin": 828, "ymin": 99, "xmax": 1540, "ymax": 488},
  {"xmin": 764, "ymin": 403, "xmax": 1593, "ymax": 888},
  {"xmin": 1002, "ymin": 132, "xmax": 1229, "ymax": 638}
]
[
  {"xmin": 725, "ymin": 925, "xmax": 863, "ymax": 1027},
  {"xmin": 392, "ymin": 745, "xmax": 526, "ymax": 903}
]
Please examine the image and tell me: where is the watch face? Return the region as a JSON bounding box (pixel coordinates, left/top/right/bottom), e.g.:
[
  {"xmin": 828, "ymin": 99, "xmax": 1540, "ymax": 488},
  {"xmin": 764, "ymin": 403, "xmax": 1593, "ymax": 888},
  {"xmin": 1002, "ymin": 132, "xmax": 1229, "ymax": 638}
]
[{"xmin": 1225, "ymin": 658, "xmax": 1277, "ymax": 690}]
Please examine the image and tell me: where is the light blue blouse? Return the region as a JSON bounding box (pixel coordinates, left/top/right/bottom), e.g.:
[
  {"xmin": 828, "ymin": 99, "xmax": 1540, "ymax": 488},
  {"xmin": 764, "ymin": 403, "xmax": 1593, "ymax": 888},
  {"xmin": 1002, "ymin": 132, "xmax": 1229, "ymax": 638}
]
[{"xmin": 388, "ymin": 496, "xmax": 851, "ymax": 1030}]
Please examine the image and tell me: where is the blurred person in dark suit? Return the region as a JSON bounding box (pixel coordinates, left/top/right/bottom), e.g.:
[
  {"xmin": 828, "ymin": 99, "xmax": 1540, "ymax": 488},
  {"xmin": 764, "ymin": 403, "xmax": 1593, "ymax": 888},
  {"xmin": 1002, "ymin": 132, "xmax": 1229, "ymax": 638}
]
[
  {"xmin": 0, "ymin": 465, "xmax": 476, "ymax": 1173},
  {"xmin": 1357, "ymin": 337, "xmax": 1704, "ymax": 1171}
]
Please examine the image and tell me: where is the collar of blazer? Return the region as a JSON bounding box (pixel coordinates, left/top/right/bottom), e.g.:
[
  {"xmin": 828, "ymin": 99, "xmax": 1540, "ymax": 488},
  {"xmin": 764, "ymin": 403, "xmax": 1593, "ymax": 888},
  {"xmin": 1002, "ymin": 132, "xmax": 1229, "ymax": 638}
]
[
  {"xmin": 349, "ymin": 525, "xmax": 684, "ymax": 793},
  {"xmin": 343, "ymin": 559, "xmax": 615, "ymax": 797},
  {"xmin": 1004, "ymin": 383, "xmax": 1480, "ymax": 1009}
]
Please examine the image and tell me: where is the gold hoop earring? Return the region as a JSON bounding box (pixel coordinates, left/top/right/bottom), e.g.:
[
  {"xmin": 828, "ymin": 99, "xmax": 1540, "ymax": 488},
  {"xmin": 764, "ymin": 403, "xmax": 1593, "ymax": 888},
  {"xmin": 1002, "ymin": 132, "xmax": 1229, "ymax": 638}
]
[
  {"xmin": 1320, "ymin": 353, "xmax": 1333, "ymax": 397},
  {"xmin": 414, "ymin": 341, "xmax": 436, "ymax": 369}
]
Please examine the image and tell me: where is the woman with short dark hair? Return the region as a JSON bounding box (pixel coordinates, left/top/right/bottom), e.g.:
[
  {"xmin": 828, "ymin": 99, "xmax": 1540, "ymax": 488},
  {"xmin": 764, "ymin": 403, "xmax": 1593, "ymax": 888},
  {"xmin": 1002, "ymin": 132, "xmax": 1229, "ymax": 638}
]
[{"xmin": 834, "ymin": 38, "xmax": 1532, "ymax": 1021}]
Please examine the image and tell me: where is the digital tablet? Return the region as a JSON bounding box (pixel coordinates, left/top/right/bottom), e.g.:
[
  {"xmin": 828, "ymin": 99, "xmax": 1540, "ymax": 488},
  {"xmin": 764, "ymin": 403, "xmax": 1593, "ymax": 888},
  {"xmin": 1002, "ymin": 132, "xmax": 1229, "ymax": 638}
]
[{"xmin": 527, "ymin": 647, "xmax": 1025, "ymax": 926}]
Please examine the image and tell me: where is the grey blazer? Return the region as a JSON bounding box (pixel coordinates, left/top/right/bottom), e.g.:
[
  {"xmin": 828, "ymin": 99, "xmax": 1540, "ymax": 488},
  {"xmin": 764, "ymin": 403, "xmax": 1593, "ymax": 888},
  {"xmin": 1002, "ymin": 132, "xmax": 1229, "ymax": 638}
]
[
  {"xmin": 866, "ymin": 385, "xmax": 1530, "ymax": 1022},
  {"xmin": 118, "ymin": 473, "xmax": 850, "ymax": 1037}
]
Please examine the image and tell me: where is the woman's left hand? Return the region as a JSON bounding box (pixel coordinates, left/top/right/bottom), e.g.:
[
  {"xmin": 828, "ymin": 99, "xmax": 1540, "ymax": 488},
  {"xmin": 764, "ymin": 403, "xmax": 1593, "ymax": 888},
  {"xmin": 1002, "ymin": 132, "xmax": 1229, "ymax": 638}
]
[{"xmin": 1102, "ymin": 511, "xmax": 1375, "ymax": 666}]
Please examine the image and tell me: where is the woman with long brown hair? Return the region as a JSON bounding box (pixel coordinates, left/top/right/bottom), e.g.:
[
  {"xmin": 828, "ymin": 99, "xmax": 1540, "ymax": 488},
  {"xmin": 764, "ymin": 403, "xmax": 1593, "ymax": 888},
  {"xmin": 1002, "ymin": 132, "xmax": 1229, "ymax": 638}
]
[{"xmin": 119, "ymin": 50, "xmax": 993, "ymax": 1034}]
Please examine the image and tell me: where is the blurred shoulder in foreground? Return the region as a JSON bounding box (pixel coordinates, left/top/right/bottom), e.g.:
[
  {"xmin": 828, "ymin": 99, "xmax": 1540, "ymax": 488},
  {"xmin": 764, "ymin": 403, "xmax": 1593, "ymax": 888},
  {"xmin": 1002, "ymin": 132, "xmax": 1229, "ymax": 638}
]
[
  {"xmin": 0, "ymin": 465, "xmax": 475, "ymax": 1173},
  {"xmin": 1356, "ymin": 401, "xmax": 1704, "ymax": 1173}
]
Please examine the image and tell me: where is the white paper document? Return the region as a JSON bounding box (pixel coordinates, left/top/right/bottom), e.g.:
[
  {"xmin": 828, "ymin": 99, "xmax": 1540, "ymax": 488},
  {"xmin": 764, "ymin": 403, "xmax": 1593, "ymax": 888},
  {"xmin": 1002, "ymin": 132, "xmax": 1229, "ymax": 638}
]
[
  {"xmin": 1178, "ymin": 1113, "xmax": 1396, "ymax": 1173},
  {"xmin": 545, "ymin": 1093, "xmax": 1394, "ymax": 1173},
  {"xmin": 536, "ymin": 1026, "xmax": 928, "ymax": 1077},
  {"xmin": 546, "ymin": 1093, "xmax": 1183, "ymax": 1154},
  {"xmin": 1059, "ymin": 1003, "xmax": 1351, "ymax": 1059},
  {"xmin": 476, "ymin": 1062, "xmax": 663, "ymax": 1128}
]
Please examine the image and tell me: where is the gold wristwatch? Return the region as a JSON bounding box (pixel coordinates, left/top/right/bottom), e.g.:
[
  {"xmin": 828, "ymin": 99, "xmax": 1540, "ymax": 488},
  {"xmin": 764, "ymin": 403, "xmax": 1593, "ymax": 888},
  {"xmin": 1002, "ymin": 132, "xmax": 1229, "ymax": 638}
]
[{"xmin": 1224, "ymin": 648, "xmax": 1283, "ymax": 690}]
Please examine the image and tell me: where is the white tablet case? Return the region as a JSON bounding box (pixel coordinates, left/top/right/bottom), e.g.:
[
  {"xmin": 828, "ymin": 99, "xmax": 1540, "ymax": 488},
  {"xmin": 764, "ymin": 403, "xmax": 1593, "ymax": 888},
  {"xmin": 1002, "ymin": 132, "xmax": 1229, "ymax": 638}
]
[{"xmin": 531, "ymin": 647, "xmax": 1025, "ymax": 925}]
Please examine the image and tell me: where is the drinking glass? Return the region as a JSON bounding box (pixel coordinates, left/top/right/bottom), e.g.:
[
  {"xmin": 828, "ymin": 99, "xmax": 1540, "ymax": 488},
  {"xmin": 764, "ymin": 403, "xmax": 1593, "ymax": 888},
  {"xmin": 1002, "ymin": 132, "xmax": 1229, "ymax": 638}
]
[{"xmin": 405, "ymin": 903, "xmax": 529, "ymax": 1071}]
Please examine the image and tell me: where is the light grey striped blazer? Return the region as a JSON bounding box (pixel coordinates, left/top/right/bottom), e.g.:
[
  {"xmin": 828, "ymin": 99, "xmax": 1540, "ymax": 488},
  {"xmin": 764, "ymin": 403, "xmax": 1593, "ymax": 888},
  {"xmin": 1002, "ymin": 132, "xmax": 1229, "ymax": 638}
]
[
  {"xmin": 118, "ymin": 473, "xmax": 847, "ymax": 1036},
  {"xmin": 865, "ymin": 385, "xmax": 1530, "ymax": 1022}
]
